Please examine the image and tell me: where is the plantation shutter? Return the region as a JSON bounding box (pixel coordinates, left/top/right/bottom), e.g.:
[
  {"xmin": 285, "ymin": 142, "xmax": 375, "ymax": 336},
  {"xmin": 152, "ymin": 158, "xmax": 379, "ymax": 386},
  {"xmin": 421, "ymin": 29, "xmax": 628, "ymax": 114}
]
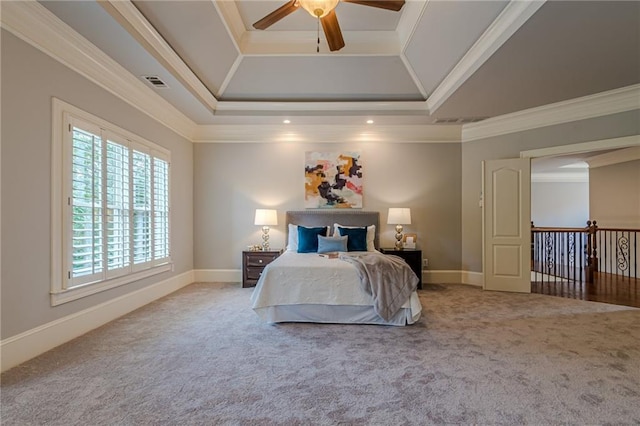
[
  {"xmin": 153, "ymin": 155, "xmax": 170, "ymax": 264},
  {"xmin": 69, "ymin": 118, "xmax": 104, "ymax": 287},
  {"xmin": 131, "ymin": 144, "xmax": 153, "ymax": 270},
  {"xmin": 63, "ymin": 111, "xmax": 171, "ymax": 291},
  {"xmin": 105, "ymin": 132, "xmax": 131, "ymax": 279}
]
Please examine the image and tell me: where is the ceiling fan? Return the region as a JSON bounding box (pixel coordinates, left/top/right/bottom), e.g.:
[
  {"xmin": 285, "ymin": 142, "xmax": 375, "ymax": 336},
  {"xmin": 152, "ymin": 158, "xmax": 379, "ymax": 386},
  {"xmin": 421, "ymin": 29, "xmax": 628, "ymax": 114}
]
[{"xmin": 252, "ymin": 0, "xmax": 405, "ymax": 52}]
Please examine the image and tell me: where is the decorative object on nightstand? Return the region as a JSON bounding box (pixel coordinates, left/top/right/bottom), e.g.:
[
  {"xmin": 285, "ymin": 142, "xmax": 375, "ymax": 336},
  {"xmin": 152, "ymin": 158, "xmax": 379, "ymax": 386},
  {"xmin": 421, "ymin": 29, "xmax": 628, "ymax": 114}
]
[
  {"xmin": 242, "ymin": 250, "xmax": 281, "ymax": 288},
  {"xmin": 403, "ymin": 233, "xmax": 417, "ymax": 249},
  {"xmin": 380, "ymin": 248, "xmax": 423, "ymax": 289},
  {"xmin": 387, "ymin": 208, "xmax": 411, "ymax": 250},
  {"xmin": 254, "ymin": 209, "xmax": 277, "ymax": 251}
]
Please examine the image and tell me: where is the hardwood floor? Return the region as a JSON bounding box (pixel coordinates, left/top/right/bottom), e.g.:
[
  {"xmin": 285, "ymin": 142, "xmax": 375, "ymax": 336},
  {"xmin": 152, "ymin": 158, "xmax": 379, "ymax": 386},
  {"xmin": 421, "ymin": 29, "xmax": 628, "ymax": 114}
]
[{"xmin": 531, "ymin": 271, "xmax": 640, "ymax": 308}]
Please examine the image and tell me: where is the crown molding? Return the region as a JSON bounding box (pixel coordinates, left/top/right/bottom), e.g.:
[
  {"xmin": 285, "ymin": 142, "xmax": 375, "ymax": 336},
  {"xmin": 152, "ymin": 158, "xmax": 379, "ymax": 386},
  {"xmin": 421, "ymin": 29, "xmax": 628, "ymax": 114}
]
[
  {"xmin": 4, "ymin": 1, "xmax": 636, "ymax": 146},
  {"xmin": 213, "ymin": 0, "xmax": 244, "ymax": 52},
  {"xmin": 98, "ymin": 1, "xmax": 218, "ymax": 112},
  {"xmin": 192, "ymin": 124, "xmax": 461, "ymax": 144},
  {"xmin": 463, "ymin": 85, "xmax": 640, "ymax": 142},
  {"xmin": 214, "ymin": 100, "xmax": 430, "ymax": 113},
  {"xmin": 427, "ymin": 0, "xmax": 546, "ymax": 114},
  {"xmin": 397, "ymin": 0, "xmax": 429, "ymax": 100},
  {"xmin": 586, "ymin": 146, "xmax": 640, "ymax": 169},
  {"xmin": 0, "ymin": 1, "xmax": 197, "ymax": 140}
]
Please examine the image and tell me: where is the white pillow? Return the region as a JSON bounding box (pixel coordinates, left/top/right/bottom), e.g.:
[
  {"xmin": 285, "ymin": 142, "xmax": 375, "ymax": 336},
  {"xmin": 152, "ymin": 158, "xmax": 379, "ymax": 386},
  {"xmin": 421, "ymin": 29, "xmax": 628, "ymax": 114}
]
[
  {"xmin": 287, "ymin": 224, "xmax": 331, "ymax": 251},
  {"xmin": 333, "ymin": 223, "xmax": 376, "ymax": 251}
]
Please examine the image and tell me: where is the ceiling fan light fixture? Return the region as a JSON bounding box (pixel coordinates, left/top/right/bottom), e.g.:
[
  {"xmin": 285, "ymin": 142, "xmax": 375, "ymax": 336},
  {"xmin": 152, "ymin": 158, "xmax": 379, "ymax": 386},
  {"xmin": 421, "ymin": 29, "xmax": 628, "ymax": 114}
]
[{"xmin": 297, "ymin": 0, "xmax": 340, "ymax": 18}]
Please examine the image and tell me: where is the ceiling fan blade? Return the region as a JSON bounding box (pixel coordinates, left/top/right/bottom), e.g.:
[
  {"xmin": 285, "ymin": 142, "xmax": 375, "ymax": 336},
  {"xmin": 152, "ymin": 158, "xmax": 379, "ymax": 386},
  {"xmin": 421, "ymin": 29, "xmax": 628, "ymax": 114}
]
[
  {"xmin": 253, "ymin": 0, "xmax": 299, "ymax": 30},
  {"xmin": 342, "ymin": 0, "xmax": 405, "ymax": 11},
  {"xmin": 321, "ymin": 10, "xmax": 345, "ymax": 52}
]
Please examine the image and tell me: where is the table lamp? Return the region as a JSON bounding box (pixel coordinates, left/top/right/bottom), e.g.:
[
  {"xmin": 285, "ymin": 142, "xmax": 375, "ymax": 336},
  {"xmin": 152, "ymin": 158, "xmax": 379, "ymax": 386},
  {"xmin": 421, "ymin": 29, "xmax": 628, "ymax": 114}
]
[
  {"xmin": 254, "ymin": 209, "xmax": 278, "ymax": 251},
  {"xmin": 387, "ymin": 208, "xmax": 411, "ymax": 250}
]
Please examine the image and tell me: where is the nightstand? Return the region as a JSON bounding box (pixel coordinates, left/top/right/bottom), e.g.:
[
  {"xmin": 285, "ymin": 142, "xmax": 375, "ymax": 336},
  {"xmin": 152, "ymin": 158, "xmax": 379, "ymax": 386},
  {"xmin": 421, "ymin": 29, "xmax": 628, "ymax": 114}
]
[
  {"xmin": 379, "ymin": 248, "xmax": 422, "ymax": 289},
  {"xmin": 242, "ymin": 250, "xmax": 281, "ymax": 288}
]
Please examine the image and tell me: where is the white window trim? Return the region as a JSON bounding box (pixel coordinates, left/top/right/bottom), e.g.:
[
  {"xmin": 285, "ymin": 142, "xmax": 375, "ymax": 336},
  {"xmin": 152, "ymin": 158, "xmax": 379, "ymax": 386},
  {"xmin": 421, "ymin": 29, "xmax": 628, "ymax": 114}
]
[{"xmin": 51, "ymin": 98, "xmax": 172, "ymax": 306}]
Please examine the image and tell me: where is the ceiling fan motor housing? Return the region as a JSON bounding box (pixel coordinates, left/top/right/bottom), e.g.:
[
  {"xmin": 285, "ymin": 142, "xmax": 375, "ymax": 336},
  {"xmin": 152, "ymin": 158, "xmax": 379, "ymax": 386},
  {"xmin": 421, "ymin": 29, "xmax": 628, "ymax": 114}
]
[
  {"xmin": 254, "ymin": 0, "xmax": 405, "ymax": 52},
  {"xmin": 298, "ymin": 0, "xmax": 340, "ymax": 18}
]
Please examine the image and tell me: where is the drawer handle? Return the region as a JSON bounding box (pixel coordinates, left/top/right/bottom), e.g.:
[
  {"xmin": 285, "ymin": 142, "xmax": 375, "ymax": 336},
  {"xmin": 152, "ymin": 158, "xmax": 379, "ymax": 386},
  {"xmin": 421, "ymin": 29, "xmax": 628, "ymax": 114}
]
[{"xmin": 258, "ymin": 259, "xmax": 263, "ymax": 264}]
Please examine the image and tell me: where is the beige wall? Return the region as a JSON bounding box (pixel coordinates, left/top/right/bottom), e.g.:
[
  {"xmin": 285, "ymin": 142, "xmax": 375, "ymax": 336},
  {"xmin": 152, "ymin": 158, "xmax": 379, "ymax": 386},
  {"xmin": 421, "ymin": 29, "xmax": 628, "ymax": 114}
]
[
  {"xmin": 461, "ymin": 110, "xmax": 640, "ymax": 272},
  {"xmin": 1, "ymin": 31, "xmax": 194, "ymax": 339},
  {"xmin": 531, "ymin": 182, "xmax": 589, "ymax": 227},
  {"xmin": 589, "ymin": 159, "xmax": 640, "ymax": 228},
  {"xmin": 193, "ymin": 142, "xmax": 462, "ymax": 271}
]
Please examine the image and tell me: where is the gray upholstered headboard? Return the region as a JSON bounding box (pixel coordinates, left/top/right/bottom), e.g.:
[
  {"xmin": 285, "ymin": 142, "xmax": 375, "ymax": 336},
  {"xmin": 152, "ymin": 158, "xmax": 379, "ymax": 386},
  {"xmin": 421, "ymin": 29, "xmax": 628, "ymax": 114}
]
[{"xmin": 286, "ymin": 210, "xmax": 380, "ymax": 249}]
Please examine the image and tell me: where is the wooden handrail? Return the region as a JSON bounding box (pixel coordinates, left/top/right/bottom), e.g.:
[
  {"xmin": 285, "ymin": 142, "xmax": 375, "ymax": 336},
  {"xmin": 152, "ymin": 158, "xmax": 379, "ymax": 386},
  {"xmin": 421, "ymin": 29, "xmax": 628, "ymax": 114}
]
[
  {"xmin": 532, "ymin": 227, "xmax": 584, "ymax": 232},
  {"xmin": 531, "ymin": 220, "xmax": 638, "ymax": 284}
]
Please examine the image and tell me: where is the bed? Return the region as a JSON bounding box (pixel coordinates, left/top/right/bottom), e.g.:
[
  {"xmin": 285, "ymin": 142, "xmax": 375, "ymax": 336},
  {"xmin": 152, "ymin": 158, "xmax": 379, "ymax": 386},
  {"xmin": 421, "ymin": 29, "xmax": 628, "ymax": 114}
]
[{"xmin": 250, "ymin": 210, "xmax": 422, "ymax": 326}]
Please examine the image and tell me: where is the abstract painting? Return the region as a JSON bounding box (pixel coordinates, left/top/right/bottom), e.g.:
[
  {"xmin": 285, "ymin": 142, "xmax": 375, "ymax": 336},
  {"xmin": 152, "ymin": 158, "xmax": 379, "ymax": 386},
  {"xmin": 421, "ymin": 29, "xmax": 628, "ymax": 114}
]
[{"xmin": 305, "ymin": 151, "xmax": 363, "ymax": 209}]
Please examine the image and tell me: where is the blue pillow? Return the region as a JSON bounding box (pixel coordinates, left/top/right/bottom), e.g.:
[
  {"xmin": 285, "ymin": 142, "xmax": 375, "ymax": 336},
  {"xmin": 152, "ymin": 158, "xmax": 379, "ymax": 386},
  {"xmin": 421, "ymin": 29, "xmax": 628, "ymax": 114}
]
[
  {"xmin": 338, "ymin": 226, "xmax": 368, "ymax": 252},
  {"xmin": 297, "ymin": 226, "xmax": 328, "ymax": 253},
  {"xmin": 317, "ymin": 235, "xmax": 348, "ymax": 253}
]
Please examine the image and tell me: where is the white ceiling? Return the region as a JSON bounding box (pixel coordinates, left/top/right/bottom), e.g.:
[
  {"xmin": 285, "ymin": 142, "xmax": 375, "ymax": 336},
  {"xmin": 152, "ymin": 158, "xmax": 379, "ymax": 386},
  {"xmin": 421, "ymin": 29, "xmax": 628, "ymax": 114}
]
[{"xmin": 38, "ymin": 0, "xmax": 640, "ymax": 126}]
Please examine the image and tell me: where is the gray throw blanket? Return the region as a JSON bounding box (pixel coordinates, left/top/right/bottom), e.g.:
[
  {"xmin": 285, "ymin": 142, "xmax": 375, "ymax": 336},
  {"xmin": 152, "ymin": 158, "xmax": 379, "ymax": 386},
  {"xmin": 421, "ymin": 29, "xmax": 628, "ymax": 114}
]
[{"xmin": 339, "ymin": 252, "xmax": 418, "ymax": 321}]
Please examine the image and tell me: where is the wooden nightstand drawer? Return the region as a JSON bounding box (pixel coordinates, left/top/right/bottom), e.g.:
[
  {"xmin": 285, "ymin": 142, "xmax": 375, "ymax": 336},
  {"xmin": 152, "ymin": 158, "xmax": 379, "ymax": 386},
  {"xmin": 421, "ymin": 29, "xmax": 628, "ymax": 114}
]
[
  {"xmin": 242, "ymin": 250, "xmax": 281, "ymax": 288},
  {"xmin": 245, "ymin": 266, "xmax": 266, "ymax": 281},
  {"xmin": 246, "ymin": 252, "xmax": 278, "ymax": 267}
]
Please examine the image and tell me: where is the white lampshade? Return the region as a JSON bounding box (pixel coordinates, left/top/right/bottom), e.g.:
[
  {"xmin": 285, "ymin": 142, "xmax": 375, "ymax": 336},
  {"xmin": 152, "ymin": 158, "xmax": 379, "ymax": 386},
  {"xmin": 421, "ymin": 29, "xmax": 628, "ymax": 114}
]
[
  {"xmin": 254, "ymin": 209, "xmax": 278, "ymax": 226},
  {"xmin": 387, "ymin": 208, "xmax": 411, "ymax": 225}
]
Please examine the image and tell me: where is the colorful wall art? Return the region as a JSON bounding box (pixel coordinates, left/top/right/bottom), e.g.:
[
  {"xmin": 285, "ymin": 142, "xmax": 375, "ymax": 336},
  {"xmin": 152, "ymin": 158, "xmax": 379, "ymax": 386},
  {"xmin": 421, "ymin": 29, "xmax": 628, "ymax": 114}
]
[{"xmin": 305, "ymin": 152, "xmax": 363, "ymax": 209}]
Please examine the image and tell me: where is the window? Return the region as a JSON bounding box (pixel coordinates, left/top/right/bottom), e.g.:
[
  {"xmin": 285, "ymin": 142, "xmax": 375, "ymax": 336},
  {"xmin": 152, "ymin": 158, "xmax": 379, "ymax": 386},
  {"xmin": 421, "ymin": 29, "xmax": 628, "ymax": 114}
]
[{"xmin": 52, "ymin": 99, "xmax": 171, "ymax": 305}]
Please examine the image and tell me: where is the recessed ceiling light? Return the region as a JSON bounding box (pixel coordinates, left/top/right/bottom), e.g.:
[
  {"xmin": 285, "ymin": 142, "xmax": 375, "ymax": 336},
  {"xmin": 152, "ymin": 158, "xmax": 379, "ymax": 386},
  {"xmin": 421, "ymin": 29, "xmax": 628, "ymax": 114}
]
[
  {"xmin": 283, "ymin": 119, "xmax": 291, "ymax": 124},
  {"xmin": 366, "ymin": 119, "xmax": 374, "ymax": 124}
]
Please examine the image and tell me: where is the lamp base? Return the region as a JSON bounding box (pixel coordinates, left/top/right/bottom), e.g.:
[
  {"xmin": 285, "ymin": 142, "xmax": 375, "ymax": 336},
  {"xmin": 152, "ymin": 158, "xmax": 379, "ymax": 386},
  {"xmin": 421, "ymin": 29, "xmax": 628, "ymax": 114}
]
[
  {"xmin": 394, "ymin": 224, "xmax": 404, "ymax": 250},
  {"xmin": 261, "ymin": 226, "xmax": 270, "ymax": 251}
]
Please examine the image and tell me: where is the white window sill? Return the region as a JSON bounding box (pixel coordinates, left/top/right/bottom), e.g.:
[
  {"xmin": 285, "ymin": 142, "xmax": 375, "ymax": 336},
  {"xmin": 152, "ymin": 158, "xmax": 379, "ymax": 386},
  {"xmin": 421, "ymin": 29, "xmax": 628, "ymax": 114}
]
[{"xmin": 50, "ymin": 263, "xmax": 172, "ymax": 306}]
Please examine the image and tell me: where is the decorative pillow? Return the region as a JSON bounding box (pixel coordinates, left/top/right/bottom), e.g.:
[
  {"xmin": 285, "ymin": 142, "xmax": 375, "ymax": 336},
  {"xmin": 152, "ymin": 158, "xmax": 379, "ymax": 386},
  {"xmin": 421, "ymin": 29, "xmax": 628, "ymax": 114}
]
[
  {"xmin": 297, "ymin": 226, "xmax": 328, "ymax": 253},
  {"xmin": 287, "ymin": 224, "xmax": 330, "ymax": 251},
  {"xmin": 337, "ymin": 226, "xmax": 368, "ymax": 252},
  {"xmin": 287, "ymin": 224, "xmax": 299, "ymax": 251},
  {"xmin": 334, "ymin": 223, "xmax": 376, "ymax": 251},
  {"xmin": 317, "ymin": 235, "xmax": 348, "ymax": 254}
]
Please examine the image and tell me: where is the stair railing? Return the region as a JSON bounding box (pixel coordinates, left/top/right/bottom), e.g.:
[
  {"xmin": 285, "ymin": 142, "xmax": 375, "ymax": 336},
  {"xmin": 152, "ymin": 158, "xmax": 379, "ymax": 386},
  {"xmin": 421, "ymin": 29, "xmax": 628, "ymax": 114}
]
[{"xmin": 532, "ymin": 220, "xmax": 638, "ymax": 284}]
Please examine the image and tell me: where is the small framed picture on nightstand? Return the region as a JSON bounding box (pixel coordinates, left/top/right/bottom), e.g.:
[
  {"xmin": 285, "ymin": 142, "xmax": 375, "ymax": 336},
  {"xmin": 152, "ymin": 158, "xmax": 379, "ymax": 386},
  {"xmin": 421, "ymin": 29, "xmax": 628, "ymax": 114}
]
[{"xmin": 403, "ymin": 233, "xmax": 417, "ymax": 249}]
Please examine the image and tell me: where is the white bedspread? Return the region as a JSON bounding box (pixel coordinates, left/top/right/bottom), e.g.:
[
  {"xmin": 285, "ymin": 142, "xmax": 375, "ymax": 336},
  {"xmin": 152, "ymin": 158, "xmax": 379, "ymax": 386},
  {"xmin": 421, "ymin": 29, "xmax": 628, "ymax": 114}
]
[
  {"xmin": 251, "ymin": 251, "xmax": 374, "ymax": 308},
  {"xmin": 250, "ymin": 251, "xmax": 421, "ymax": 322}
]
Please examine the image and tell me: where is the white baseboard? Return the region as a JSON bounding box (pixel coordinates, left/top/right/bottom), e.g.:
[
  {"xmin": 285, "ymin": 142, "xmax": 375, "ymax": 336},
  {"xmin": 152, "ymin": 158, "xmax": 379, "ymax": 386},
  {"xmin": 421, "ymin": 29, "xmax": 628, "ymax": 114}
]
[
  {"xmin": 192, "ymin": 269, "xmax": 484, "ymax": 287},
  {"xmin": 0, "ymin": 270, "xmax": 194, "ymax": 373},
  {"xmin": 461, "ymin": 271, "xmax": 484, "ymax": 287},
  {"xmin": 423, "ymin": 270, "xmax": 483, "ymax": 286},
  {"xmin": 192, "ymin": 269, "xmax": 240, "ymax": 283},
  {"xmin": 423, "ymin": 270, "xmax": 461, "ymax": 284}
]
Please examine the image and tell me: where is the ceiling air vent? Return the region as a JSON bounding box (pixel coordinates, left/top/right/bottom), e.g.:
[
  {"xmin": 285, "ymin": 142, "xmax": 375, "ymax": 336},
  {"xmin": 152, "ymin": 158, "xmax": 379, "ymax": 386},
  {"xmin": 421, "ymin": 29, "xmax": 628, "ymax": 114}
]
[{"xmin": 142, "ymin": 75, "xmax": 168, "ymax": 89}]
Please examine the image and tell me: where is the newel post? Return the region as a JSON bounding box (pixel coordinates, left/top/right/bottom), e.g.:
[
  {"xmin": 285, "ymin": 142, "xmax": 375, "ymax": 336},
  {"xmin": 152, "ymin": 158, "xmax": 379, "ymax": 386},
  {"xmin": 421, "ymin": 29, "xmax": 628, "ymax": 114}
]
[
  {"xmin": 585, "ymin": 220, "xmax": 598, "ymax": 283},
  {"xmin": 531, "ymin": 221, "xmax": 534, "ymax": 267}
]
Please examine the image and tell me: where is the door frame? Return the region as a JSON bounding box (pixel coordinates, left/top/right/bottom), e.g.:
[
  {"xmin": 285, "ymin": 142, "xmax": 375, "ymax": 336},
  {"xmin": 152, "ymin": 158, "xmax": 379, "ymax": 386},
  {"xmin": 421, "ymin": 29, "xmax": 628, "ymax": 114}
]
[
  {"xmin": 481, "ymin": 135, "xmax": 640, "ymax": 289},
  {"xmin": 520, "ymin": 135, "xmax": 639, "ymax": 160}
]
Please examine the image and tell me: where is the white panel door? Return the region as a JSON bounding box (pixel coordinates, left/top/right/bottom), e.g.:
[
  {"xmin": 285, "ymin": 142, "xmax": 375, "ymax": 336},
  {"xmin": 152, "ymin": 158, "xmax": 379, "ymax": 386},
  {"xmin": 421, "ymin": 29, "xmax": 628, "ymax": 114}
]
[{"xmin": 483, "ymin": 158, "xmax": 531, "ymax": 293}]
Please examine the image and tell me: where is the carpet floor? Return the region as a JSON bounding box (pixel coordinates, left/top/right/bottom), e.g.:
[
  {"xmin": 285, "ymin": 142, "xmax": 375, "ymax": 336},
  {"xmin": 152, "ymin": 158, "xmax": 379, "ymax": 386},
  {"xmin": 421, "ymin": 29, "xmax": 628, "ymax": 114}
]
[{"xmin": 2, "ymin": 283, "xmax": 640, "ymax": 425}]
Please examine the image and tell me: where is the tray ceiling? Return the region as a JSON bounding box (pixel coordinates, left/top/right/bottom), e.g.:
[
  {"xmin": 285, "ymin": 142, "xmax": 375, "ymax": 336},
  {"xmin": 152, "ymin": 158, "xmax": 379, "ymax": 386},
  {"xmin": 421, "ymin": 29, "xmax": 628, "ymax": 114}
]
[{"xmin": 35, "ymin": 1, "xmax": 640, "ymax": 126}]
